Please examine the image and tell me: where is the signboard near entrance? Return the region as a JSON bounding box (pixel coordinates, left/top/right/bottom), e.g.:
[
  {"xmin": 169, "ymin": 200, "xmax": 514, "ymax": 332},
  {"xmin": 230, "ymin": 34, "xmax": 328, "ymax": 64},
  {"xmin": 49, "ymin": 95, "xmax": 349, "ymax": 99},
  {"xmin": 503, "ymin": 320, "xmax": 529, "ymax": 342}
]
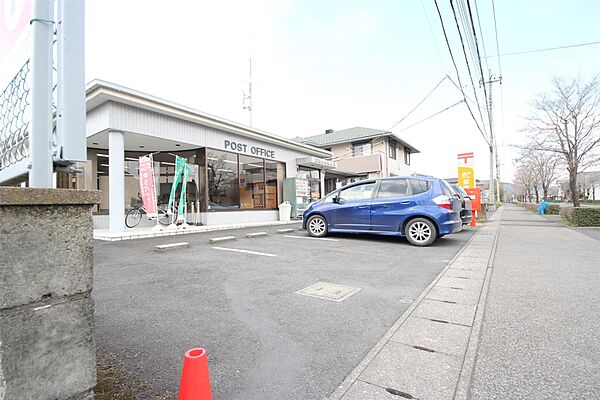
[
  {"xmin": 138, "ymin": 155, "xmax": 158, "ymax": 217},
  {"xmin": 457, "ymin": 152, "xmax": 475, "ymax": 188}
]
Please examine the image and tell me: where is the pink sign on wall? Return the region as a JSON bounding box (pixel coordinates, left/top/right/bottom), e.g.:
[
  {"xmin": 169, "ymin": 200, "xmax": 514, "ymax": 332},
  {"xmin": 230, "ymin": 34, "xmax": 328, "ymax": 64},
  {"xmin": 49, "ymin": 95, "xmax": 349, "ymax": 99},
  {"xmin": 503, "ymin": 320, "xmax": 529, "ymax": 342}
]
[{"xmin": 138, "ymin": 155, "xmax": 158, "ymax": 217}]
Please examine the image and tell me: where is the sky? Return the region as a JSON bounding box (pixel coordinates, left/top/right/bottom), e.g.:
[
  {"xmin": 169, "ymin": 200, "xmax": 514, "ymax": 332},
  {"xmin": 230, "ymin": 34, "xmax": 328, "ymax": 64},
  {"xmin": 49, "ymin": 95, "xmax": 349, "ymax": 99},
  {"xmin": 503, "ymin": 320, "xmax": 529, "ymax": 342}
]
[{"xmin": 83, "ymin": 0, "xmax": 600, "ymax": 183}]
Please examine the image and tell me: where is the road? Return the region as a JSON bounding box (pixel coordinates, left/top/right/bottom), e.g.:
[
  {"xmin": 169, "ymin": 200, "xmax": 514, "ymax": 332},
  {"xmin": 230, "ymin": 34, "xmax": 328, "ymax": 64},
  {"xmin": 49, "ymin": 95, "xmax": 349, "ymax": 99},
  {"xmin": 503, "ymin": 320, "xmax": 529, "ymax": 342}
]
[{"xmin": 93, "ymin": 224, "xmax": 475, "ymax": 399}]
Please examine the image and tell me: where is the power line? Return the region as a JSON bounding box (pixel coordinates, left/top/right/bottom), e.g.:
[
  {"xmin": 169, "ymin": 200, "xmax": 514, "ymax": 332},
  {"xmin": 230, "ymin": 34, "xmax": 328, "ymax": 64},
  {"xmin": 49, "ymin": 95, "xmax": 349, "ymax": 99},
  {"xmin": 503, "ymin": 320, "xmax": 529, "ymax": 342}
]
[
  {"xmin": 433, "ymin": 0, "xmax": 490, "ymax": 146},
  {"xmin": 449, "ymin": 0, "xmax": 489, "ymax": 136},
  {"xmin": 397, "ymin": 99, "xmax": 465, "ymax": 133},
  {"xmin": 388, "ymin": 76, "xmax": 447, "ymax": 131},
  {"xmin": 488, "ymin": 40, "xmax": 600, "ymax": 57}
]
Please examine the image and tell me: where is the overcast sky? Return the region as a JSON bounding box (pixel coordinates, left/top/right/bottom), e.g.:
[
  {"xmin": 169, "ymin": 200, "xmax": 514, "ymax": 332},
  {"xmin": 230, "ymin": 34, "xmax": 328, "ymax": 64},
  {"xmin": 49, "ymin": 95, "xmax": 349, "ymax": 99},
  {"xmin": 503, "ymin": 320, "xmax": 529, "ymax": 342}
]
[{"xmin": 85, "ymin": 0, "xmax": 600, "ymax": 182}]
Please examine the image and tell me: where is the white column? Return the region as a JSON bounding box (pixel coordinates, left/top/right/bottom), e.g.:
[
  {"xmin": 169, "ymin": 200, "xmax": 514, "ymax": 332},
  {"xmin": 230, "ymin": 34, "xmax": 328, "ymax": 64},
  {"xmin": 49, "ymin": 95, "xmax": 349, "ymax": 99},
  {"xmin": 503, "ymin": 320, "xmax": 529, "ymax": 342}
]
[
  {"xmin": 29, "ymin": 0, "xmax": 54, "ymax": 188},
  {"xmin": 109, "ymin": 131, "xmax": 125, "ymax": 232}
]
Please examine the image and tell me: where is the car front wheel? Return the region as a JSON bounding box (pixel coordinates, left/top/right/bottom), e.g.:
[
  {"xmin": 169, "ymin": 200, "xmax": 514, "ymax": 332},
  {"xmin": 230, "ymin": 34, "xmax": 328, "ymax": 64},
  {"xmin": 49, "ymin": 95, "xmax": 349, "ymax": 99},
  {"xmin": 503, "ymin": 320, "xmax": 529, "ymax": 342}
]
[
  {"xmin": 307, "ymin": 215, "xmax": 328, "ymax": 237},
  {"xmin": 405, "ymin": 218, "xmax": 437, "ymax": 246}
]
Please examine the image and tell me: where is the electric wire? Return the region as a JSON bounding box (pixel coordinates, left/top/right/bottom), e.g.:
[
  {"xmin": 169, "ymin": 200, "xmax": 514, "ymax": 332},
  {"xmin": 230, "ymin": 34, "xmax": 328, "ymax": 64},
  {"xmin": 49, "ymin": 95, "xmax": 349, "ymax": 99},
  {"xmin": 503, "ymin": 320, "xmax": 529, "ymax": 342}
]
[
  {"xmin": 396, "ymin": 99, "xmax": 465, "ymax": 133},
  {"xmin": 387, "ymin": 76, "xmax": 448, "ymax": 132},
  {"xmin": 449, "ymin": 0, "xmax": 489, "ymax": 138},
  {"xmin": 433, "ymin": 0, "xmax": 490, "ymax": 146},
  {"xmin": 488, "ymin": 40, "xmax": 600, "ymax": 57}
]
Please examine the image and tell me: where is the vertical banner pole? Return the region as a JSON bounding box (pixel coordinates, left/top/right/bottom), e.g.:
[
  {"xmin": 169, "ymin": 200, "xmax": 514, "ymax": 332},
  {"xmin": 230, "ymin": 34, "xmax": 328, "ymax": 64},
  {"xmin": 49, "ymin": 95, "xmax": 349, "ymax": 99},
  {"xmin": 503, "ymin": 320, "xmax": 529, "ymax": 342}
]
[
  {"xmin": 29, "ymin": 0, "xmax": 54, "ymax": 188},
  {"xmin": 56, "ymin": 0, "xmax": 86, "ymax": 162}
]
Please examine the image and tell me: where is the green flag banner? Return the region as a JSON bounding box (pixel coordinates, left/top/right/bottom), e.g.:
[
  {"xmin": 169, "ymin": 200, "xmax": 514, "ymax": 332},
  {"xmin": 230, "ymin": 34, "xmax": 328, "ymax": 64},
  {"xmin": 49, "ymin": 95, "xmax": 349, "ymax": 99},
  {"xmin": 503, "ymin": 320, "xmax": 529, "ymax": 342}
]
[
  {"xmin": 167, "ymin": 156, "xmax": 186, "ymax": 213},
  {"xmin": 177, "ymin": 164, "xmax": 191, "ymax": 222}
]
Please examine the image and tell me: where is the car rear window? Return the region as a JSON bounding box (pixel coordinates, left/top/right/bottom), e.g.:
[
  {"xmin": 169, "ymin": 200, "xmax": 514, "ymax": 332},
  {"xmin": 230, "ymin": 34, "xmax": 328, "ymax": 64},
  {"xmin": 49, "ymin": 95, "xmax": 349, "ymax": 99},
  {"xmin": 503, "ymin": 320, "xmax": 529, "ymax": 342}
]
[
  {"xmin": 440, "ymin": 180, "xmax": 456, "ymax": 197},
  {"xmin": 377, "ymin": 179, "xmax": 409, "ymax": 198},
  {"xmin": 409, "ymin": 179, "xmax": 431, "ymax": 195}
]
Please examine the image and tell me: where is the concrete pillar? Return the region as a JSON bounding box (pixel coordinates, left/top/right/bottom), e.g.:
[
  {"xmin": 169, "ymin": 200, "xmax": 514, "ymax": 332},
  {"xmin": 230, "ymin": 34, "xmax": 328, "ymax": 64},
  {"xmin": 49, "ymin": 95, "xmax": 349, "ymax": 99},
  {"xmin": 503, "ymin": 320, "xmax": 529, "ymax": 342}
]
[
  {"xmin": 109, "ymin": 130, "xmax": 125, "ymax": 232},
  {"xmin": 0, "ymin": 187, "xmax": 101, "ymax": 399}
]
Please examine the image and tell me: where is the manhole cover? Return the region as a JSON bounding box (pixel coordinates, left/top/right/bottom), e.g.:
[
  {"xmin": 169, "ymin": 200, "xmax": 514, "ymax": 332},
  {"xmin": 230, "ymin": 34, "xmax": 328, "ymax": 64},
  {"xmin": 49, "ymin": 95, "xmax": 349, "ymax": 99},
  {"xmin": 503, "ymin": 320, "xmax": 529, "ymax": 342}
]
[{"xmin": 295, "ymin": 282, "xmax": 361, "ymax": 302}]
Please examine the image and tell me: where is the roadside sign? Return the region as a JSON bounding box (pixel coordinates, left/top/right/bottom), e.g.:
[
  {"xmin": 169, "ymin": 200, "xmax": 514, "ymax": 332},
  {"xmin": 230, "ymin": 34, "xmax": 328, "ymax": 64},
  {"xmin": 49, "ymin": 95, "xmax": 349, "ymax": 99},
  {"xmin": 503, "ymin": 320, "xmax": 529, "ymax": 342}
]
[
  {"xmin": 138, "ymin": 155, "xmax": 158, "ymax": 217},
  {"xmin": 457, "ymin": 152, "xmax": 475, "ymax": 188}
]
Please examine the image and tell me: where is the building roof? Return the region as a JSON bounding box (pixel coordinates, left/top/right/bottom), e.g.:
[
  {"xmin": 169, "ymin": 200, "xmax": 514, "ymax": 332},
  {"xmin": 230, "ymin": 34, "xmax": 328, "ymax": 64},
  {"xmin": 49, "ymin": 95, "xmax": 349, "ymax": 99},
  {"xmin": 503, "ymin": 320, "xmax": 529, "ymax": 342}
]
[
  {"xmin": 299, "ymin": 127, "xmax": 420, "ymax": 153},
  {"xmin": 85, "ymin": 80, "xmax": 331, "ymax": 158}
]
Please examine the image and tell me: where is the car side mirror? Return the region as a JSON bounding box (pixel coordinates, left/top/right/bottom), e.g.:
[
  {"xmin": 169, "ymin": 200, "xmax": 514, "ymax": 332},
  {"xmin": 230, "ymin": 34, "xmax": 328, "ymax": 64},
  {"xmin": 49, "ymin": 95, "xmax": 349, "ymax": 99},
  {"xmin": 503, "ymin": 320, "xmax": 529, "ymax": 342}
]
[{"xmin": 333, "ymin": 196, "xmax": 340, "ymax": 204}]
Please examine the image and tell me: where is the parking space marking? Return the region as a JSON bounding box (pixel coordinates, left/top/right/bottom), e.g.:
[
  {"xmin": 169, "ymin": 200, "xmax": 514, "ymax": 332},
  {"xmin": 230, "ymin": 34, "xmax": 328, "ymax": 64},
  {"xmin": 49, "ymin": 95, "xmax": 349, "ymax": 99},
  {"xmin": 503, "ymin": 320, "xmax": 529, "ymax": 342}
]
[
  {"xmin": 211, "ymin": 247, "xmax": 278, "ymax": 257},
  {"xmin": 283, "ymin": 235, "xmax": 339, "ymax": 242}
]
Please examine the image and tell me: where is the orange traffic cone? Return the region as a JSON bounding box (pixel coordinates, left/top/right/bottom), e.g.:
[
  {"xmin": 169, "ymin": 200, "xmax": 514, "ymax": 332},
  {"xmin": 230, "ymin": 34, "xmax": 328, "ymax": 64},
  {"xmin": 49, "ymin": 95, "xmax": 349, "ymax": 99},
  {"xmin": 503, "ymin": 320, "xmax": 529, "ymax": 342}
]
[{"xmin": 178, "ymin": 348, "xmax": 213, "ymax": 400}]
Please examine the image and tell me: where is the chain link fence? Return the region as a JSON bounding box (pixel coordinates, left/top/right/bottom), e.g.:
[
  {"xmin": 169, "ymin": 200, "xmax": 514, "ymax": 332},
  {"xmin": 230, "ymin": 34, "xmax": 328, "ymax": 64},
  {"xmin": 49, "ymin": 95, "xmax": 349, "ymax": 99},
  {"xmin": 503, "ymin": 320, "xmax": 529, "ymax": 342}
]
[{"xmin": 0, "ymin": 61, "xmax": 31, "ymax": 172}]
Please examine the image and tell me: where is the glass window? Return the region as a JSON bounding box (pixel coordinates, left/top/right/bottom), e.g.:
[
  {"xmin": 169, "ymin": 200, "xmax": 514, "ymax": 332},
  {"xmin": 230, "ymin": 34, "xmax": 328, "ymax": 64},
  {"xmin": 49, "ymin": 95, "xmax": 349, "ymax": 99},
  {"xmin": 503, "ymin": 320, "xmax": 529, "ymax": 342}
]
[
  {"xmin": 352, "ymin": 142, "xmax": 372, "ymax": 157},
  {"xmin": 410, "ymin": 179, "xmax": 431, "ymax": 195},
  {"xmin": 404, "ymin": 148, "xmax": 411, "ymax": 165},
  {"xmin": 207, "ymin": 150, "xmax": 239, "ymax": 209},
  {"xmin": 240, "ymin": 155, "xmax": 265, "ymax": 209},
  {"xmin": 339, "ymin": 182, "xmax": 376, "ymax": 201},
  {"xmin": 377, "ymin": 179, "xmax": 409, "ymax": 198},
  {"xmin": 440, "ymin": 179, "xmax": 455, "ymax": 197},
  {"xmin": 389, "ymin": 144, "xmax": 397, "ymax": 159},
  {"xmin": 266, "ymin": 160, "xmax": 285, "ymax": 208}
]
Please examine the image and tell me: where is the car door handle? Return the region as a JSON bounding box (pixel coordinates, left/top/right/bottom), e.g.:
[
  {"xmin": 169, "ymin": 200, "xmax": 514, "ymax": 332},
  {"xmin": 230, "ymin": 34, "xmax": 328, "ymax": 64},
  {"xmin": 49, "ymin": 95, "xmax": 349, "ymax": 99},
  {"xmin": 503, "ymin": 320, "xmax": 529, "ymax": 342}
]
[
  {"xmin": 358, "ymin": 204, "xmax": 369, "ymax": 208},
  {"xmin": 400, "ymin": 200, "xmax": 412, "ymax": 204}
]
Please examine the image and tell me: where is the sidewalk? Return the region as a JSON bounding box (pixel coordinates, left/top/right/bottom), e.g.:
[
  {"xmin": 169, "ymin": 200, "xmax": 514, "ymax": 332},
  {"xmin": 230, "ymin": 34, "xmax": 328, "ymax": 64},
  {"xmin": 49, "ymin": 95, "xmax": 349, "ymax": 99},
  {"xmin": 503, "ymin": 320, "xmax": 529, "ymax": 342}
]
[
  {"xmin": 93, "ymin": 220, "xmax": 300, "ymax": 241},
  {"xmin": 466, "ymin": 204, "xmax": 600, "ymax": 399},
  {"xmin": 329, "ymin": 204, "xmax": 600, "ymax": 399}
]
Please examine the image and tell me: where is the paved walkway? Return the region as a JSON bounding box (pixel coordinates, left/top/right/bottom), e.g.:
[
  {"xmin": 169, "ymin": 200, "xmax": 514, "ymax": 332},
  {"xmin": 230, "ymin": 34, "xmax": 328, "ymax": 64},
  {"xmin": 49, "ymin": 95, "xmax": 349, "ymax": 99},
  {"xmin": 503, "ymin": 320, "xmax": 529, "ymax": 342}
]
[{"xmin": 329, "ymin": 204, "xmax": 600, "ymax": 399}]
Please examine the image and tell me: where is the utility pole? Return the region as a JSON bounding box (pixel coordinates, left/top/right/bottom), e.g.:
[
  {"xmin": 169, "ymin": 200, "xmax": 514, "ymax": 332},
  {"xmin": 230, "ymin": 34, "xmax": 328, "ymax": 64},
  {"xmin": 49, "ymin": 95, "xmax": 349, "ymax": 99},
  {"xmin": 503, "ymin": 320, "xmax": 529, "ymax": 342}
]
[
  {"xmin": 242, "ymin": 57, "xmax": 253, "ymax": 126},
  {"xmin": 483, "ymin": 71, "xmax": 502, "ymax": 206}
]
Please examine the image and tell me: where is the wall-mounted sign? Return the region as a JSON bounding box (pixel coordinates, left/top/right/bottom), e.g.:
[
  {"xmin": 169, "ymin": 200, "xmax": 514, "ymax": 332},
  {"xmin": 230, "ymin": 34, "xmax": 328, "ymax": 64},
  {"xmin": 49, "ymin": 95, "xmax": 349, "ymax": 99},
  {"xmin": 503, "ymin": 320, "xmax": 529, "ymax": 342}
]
[
  {"xmin": 224, "ymin": 139, "xmax": 275, "ymax": 159},
  {"xmin": 457, "ymin": 152, "xmax": 475, "ymax": 189}
]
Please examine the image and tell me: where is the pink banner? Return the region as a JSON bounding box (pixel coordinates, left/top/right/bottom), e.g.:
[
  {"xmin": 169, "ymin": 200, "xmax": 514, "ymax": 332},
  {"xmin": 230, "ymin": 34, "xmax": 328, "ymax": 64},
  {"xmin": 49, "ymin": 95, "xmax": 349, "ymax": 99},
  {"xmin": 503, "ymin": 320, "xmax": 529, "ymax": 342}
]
[{"xmin": 138, "ymin": 155, "xmax": 158, "ymax": 217}]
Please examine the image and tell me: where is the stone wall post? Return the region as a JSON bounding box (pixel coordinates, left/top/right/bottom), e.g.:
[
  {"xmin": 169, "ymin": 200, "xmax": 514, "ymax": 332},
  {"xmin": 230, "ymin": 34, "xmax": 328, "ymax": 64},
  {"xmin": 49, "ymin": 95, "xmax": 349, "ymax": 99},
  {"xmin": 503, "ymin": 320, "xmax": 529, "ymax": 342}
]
[{"xmin": 0, "ymin": 187, "xmax": 101, "ymax": 399}]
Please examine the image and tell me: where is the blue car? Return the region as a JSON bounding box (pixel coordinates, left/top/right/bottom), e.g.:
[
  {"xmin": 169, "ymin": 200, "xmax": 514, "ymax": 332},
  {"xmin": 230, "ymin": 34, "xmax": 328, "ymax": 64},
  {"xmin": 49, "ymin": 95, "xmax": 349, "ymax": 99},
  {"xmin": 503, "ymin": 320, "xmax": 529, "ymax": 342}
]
[{"xmin": 302, "ymin": 176, "xmax": 462, "ymax": 246}]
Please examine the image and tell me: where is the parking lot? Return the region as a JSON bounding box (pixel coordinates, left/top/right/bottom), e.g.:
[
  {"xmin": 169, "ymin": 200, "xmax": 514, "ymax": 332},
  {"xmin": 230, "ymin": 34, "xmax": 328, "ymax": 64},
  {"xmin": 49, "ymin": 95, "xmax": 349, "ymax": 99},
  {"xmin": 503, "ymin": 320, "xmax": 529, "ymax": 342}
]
[{"xmin": 93, "ymin": 224, "xmax": 476, "ymax": 399}]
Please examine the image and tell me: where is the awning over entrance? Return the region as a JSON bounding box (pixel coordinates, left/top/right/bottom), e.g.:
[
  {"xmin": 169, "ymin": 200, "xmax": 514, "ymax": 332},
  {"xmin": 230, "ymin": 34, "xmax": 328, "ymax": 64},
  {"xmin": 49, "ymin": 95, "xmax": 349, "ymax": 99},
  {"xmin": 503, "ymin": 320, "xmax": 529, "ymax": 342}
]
[{"xmin": 296, "ymin": 156, "xmax": 337, "ymax": 170}]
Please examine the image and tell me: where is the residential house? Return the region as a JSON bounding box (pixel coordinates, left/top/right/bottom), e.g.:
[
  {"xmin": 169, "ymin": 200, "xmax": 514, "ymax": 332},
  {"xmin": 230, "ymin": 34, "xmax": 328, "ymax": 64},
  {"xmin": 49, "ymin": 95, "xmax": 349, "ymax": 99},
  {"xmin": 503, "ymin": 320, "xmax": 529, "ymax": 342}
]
[{"xmin": 299, "ymin": 127, "xmax": 419, "ymax": 192}]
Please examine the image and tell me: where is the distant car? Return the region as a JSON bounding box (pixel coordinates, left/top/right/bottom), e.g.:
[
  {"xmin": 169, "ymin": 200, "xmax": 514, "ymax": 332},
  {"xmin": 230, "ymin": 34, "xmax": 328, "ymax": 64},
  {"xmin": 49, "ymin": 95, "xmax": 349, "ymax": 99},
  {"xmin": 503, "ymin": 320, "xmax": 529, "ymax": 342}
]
[
  {"xmin": 450, "ymin": 184, "xmax": 473, "ymax": 225},
  {"xmin": 302, "ymin": 176, "xmax": 462, "ymax": 246}
]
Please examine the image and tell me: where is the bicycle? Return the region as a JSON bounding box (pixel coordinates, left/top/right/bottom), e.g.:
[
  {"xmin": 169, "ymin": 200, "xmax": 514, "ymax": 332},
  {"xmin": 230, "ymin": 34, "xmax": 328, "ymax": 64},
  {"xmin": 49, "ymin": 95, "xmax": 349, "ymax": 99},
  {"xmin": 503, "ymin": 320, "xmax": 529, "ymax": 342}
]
[{"xmin": 125, "ymin": 203, "xmax": 176, "ymax": 228}]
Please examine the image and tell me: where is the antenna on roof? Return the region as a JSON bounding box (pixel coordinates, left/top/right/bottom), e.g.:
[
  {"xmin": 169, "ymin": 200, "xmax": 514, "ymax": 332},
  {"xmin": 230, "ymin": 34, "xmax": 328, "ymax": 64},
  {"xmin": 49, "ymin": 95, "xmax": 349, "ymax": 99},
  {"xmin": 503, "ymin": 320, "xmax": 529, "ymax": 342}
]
[{"xmin": 242, "ymin": 56, "xmax": 253, "ymax": 126}]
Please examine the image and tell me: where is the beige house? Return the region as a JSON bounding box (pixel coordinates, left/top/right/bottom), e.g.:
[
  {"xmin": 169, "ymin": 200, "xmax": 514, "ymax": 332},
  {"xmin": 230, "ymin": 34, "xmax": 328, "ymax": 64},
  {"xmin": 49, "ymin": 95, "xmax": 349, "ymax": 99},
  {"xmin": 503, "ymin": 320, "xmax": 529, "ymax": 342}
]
[{"xmin": 299, "ymin": 127, "xmax": 419, "ymax": 192}]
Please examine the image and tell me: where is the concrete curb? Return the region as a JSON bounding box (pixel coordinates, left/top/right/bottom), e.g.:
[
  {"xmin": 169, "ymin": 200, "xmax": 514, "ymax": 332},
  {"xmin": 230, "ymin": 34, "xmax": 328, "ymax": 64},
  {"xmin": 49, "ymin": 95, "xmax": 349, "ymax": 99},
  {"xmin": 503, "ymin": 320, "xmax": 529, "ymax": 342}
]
[
  {"xmin": 154, "ymin": 242, "xmax": 190, "ymax": 252},
  {"xmin": 208, "ymin": 236, "xmax": 236, "ymax": 244},
  {"xmin": 245, "ymin": 232, "xmax": 268, "ymax": 238},
  {"xmin": 327, "ymin": 230, "xmax": 480, "ymax": 400},
  {"xmin": 453, "ymin": 209, "xmax": 503, "ymax": 400}
]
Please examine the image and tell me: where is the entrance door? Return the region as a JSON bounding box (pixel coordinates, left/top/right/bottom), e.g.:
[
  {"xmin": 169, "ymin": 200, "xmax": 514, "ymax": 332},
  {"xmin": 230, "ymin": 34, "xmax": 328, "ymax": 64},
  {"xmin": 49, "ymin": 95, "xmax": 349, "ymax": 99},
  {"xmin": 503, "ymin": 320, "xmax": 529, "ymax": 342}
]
[{"xmin": 331, "ymin": 181, "xmax": 376, "ymax": 231}]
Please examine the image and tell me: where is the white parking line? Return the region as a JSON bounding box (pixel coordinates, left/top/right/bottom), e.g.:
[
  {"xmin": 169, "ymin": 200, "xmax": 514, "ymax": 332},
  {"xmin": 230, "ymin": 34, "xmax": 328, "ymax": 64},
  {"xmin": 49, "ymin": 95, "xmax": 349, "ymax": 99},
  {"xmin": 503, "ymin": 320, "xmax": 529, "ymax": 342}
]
[
  {"xmin": 211, "ymin": 247, "xmax": 278, "ymax": 257},
  {"xmin": 283, "ymin": 235, "xmax": 339, "ymax": 242}
]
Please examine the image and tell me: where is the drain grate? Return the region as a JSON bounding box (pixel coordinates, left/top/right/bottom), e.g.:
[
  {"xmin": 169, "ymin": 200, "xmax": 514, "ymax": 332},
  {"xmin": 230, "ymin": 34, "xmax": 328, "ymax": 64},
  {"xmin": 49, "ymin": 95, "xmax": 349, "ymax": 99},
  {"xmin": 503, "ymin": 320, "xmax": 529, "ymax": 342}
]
[
  {"xmin": 295, "ymin": 282, "xmax": 360, "ymax": 302},
  {"xmin": 386, "ymin": 388, "xmax": 418, "ymax": 399}
]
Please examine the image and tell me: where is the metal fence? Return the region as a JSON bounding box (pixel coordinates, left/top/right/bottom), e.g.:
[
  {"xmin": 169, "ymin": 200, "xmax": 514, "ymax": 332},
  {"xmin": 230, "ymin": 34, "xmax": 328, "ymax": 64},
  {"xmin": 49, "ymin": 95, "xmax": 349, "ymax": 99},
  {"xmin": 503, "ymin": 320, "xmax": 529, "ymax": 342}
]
[{"xmin": 0, "ymin": 61, "xmax": 31, "ymax": 172}]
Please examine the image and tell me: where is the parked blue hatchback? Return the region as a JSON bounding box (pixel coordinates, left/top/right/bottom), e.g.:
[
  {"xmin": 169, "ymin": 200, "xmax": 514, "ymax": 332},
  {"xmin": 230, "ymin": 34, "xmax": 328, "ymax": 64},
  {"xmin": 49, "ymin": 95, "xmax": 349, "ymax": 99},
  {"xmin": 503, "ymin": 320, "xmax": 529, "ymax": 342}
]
[{"xmin": 302, "ymin": 176, "xmax": 462, "ymax": 246}]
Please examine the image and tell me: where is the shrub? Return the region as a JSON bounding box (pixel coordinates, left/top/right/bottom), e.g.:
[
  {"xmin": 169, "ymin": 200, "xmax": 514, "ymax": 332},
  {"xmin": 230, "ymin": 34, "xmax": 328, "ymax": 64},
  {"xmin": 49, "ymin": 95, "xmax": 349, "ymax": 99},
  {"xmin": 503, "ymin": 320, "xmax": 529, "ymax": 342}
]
[
  {"xmin": 545, "ymin": 204, "xmax": 560, "ymax": 215},
  {"xmin": 560, "ymin": 206, "xmax": 600, "ymax": 226}
]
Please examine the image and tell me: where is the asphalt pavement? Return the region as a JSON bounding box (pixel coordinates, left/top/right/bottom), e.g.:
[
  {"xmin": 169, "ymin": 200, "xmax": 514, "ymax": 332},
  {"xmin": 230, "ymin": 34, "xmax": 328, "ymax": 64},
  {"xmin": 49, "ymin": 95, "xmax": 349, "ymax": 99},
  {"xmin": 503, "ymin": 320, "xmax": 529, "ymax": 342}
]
[{"xmin": 92, "ymin": 224, "xmax": 475, "ymax": 399}]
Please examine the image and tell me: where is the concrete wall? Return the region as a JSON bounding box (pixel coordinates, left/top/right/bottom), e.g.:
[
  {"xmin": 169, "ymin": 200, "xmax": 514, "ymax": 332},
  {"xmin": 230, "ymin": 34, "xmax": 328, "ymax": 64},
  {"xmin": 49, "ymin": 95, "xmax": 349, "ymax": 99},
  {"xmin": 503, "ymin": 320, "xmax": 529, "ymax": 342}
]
[{"xmin": 0, "ymin": 188, "xmax": 101, "ymax": 400}]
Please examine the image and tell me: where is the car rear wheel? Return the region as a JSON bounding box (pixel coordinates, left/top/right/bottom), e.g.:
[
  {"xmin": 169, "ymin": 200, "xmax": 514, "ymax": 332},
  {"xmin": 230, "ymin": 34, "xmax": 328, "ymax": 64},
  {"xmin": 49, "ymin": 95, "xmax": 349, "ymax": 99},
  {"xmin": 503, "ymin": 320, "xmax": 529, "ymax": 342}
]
[
  {"xmin": 405, "ymin": 218, "xmax": 437, "ymax": 246},
  {"xmin": 307, "ymin": 215, "xmax": 328, "ymax": 237}
]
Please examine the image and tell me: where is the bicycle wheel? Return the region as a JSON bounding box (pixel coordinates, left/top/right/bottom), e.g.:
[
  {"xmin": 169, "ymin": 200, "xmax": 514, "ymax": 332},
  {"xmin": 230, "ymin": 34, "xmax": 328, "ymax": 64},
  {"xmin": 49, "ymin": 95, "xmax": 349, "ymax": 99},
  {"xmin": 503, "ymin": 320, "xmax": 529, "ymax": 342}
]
[
  {"xmin": 157, "ymin": 205, "xmax": 176, "ymax": 226},
  {"xmin": 125, "ymin": 208, "xmax": 143, "ymax": 228}
]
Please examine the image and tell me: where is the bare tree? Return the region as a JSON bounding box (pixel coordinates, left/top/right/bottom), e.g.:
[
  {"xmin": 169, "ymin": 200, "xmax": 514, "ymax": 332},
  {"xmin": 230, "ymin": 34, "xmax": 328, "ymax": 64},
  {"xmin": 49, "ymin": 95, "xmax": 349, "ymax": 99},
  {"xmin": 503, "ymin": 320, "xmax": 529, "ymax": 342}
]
[
  {"xmin": 514, "ymin": 158, "xmax": 539, "ymax": 202},
  {"xmin": 527, "ymin": 75, "xmax": 600, "ymax": 206},
  {"xmin": 527, "ymin": 147, "xmax": 560, "ymax": 201}
]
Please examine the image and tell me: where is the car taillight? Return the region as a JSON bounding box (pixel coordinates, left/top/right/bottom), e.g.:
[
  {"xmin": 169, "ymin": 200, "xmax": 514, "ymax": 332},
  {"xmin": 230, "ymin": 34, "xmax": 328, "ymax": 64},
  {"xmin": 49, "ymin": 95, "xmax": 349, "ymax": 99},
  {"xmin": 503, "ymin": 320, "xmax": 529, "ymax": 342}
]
[{"xmin": 433, "ymin": 195, "xmax": 452, "ymax": 210}]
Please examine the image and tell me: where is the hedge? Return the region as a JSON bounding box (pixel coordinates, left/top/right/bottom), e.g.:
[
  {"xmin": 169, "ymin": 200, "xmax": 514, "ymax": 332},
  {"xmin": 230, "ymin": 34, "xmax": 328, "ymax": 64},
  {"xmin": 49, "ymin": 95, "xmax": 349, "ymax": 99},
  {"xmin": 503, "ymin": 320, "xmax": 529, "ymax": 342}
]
[
  {"xmin": 516, "ymin": 202, "xmax": 559, "ymax": 214},
  {"xmin": 560, "ymin": 206, "xmax": 600, "ymax": 227}
]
